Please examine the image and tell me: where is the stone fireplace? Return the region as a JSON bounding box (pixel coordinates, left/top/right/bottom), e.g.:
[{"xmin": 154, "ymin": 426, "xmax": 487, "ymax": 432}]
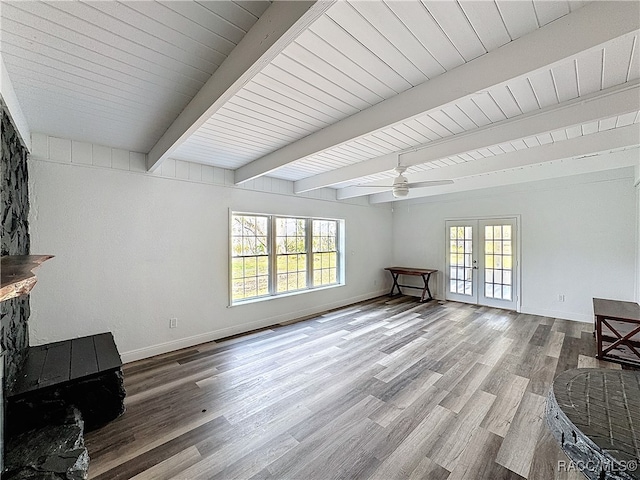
[
  {"xmin": 1, "ymin": 103, "xmax": 125, "ymax": 479},
  {"xmin": 1, "ymin": 98, "xmax": 31, "ymax": 473},
  {"xmin": 1, "ymin": 99, "xmax": 32, "ymax": 387}
]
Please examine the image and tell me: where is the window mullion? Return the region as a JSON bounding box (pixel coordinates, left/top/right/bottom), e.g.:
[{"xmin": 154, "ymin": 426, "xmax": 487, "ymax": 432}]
[
  {"xmin": 306, "ymin": 218, "xmax": 313, "ymax": 288},
  {"xmin": 336, "ymin": 221, "xmax": 341, "ymax": 284},
  {"xmin": 269, "ymin": 216, "xmax": 276, "ymax": 296}
]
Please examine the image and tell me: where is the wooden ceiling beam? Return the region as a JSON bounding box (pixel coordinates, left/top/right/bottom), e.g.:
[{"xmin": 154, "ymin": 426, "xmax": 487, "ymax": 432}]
[
  {"xmin": 341, "ymin": 125, "xmax": 640, "ymax": 202},
  {"xmin": 367, "ymin": 147, "xmax": 639, "ymax": 204},
  {"xmin": 146, "ymin": 1, "xmax": 334, "ymax": 172},
  {"xmin": 294, "ymin": 153, "xmax": 398, "ymax": 194},
  {"xmin": 303, "ymin": 81, "xmax": 640, "ymax": 196},
  {"xmin": 236, "ymin": 1, "xmax": 639, "ymax": 184}
]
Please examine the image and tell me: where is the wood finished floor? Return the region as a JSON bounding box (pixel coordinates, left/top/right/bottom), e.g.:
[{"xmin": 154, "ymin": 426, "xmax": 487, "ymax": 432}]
[{"xmin": 85, "ymin": 296, "xmax": 624, "ymax": 480}]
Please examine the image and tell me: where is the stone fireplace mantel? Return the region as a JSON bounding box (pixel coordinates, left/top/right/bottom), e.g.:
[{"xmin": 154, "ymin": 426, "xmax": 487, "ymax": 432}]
[{"xmin": 0, "ymin": 255, "xmax": 54, "ymax": 303}]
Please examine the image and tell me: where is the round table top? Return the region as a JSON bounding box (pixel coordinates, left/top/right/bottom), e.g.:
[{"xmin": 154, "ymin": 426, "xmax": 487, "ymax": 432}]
[{"xmin": 552, "ymin": 368, "xmax": 640, "ymax": 477}]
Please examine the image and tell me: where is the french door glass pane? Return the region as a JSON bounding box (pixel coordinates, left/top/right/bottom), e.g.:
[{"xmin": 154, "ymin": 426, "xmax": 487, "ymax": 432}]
[
  {"xmin": 465, "ymin": 282, "xmax": 472, "ymax": 295},
  {"xmin": 485, "ymin": 269, "xmax": 493, "ymax": 283},
  {"xmin": 449, "ymin": 226, "xmax": 472, "ymax": 296},
  {"xmin": 503, "ymin": 285, "xmax": 512, "ymax": 300},
  {"xmin": 483, "ymin": 224, "xmax": 513, "ymax": 301}
]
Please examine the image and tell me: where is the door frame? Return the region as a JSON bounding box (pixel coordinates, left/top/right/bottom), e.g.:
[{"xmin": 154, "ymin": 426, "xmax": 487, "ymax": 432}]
[{"xmin": 444, "ymin": 215, "xmax": 522, "ymax": 312}]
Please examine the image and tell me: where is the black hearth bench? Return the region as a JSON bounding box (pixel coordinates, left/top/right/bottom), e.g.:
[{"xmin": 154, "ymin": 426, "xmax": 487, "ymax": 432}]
[
  {"xmin": 10, "ymin": 333, "xmax": 121, "ymax": 397},
  {"xmin": 7, "ymin": 332, "xmax": 125, "ymax": 431}
]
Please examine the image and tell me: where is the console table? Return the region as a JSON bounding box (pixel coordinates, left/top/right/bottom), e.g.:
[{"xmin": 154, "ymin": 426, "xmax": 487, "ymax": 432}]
[
  {"xmin": 593, "ymin": 298, "xmax": 640, "ymax": 367},
  {"xmin": 384, "ymin": 267, "xmax": 437, "ymax": 303}
]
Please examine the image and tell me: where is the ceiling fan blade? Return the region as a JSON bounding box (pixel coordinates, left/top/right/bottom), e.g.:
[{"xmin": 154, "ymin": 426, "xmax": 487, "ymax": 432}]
[
  {"xmin": 406, "ymin": 180, "xmax": 454, "ymax": 188},
  {"xmin": 354, "ymin": 182, "xmax": 393, "ymax": 188}
]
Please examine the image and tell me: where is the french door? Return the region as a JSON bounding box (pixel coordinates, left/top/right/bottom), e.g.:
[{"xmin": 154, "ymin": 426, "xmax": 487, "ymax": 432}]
[{"xmin": 445, "ymin": 218, "xmax": 518, "ymax": 310}]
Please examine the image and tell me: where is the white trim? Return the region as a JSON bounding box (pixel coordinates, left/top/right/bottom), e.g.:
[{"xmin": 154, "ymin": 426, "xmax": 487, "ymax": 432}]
[
  {"xmin": 28, "ymin": 135, "xmax": 363, "ymax": 206},
  {"xmin": 519, "ymin": 306, "xmax": 592, "ymax": 324},
  {"xmin": 120, "ymin": 289, "xmax": 389, "ymax": 363},
  {"xmin": 229, "ymin": 282, "xmax": 344, "ymax": 308},
  {"xmin": 228, "ymin": 208, "xmax": 234, "ymax": 306}
]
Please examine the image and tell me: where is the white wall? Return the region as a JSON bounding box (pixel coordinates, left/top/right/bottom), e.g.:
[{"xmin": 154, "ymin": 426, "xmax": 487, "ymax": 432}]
[
  {"xmin": 27, "ymin": 141, "xmax": 392, "ymax": 362},
  {"xmin": 636, "ymin": 160, "xmax": 640, "ymax": 302},
  {"xmin": 392, "ymin": 163, "xmax": 637, "ymax": 322},
  {"xmin": 26, "ymin": 132, "xmax": 640, "ymax": 361}
]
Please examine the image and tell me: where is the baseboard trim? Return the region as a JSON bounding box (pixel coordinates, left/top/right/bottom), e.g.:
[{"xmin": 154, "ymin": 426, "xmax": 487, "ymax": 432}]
[
  {"xmin": 400, "ymin": 293, "xmax": 590, "ymax": 323},
  {"xmin": 120, "ymin": 289, "xmax": 389, "ymax": 363},
  {"xmin": 519, "ymin": 306, "xmax": 592, "ymax": 323}
]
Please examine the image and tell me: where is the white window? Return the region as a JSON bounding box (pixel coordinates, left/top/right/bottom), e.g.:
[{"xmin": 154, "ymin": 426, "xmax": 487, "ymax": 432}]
[
  {"xmin": 231, "ymin": 213, "xmax": 343, "ymax": 304},
  {"xmin": 312, "ymin": 219, "xmax": 339, "ymax": 287}
]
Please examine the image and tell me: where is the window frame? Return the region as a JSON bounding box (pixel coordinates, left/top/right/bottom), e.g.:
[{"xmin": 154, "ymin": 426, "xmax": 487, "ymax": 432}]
[
  {"xmin": 311, "ymin": 218, "xmax": 340, "ymax": 288},
  {"xmin": 229, "ymin": 211, "xmax": 345, "ymax": 305},
  {"xmin": 230, "ymin": 213, "xmax": 271, "ymax": 301},
  {"xmin": 274, "ymin": 216, "xmax": 309, "ymax": 295}
]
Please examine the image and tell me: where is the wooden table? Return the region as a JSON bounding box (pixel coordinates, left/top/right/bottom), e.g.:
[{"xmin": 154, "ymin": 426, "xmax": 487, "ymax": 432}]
[
  {"xmin": 593, "ymin": 298, "xmax": 640, "ymax": 366},
  {"xmin": 385, "ymin": 267, "xmax": 437, "ymax": 303}
]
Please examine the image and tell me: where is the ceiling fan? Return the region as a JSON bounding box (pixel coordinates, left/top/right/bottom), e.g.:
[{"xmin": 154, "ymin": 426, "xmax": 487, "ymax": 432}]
[{"xmin": 356, "ymin": 165, "xmax": 453, "ymax": 198}]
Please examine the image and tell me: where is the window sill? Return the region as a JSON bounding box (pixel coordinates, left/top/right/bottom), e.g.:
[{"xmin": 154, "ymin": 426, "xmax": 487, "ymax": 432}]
[{"xmin": 229, "ymin": 282, "xmax": 345, "ymax": 308}]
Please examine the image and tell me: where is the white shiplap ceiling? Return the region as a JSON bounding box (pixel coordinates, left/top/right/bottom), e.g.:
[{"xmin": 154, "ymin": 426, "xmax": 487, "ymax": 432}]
[
  {"xmin": 2, "ymin": 0, "xmax": 639, "ymax": 202},
  {"xmin": 0, "ymin": 0, "xmax": 270, "ymax": 151}
]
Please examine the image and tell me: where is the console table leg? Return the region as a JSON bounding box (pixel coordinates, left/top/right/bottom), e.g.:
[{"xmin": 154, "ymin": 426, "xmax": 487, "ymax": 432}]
[
  {"xmin": 389, "ymin": 273, "xmax": 402, "ymax": 297},
  {"xmin": 596, "ymin": 315, "xmax": 603, "ymax": 359},
  {"xmin": 420, "ymin": 274, "xmax": 427, "ymax": 302},
  {"xmin": 420, "ymin": 272, "xmax": 434, "ymax": 302}
]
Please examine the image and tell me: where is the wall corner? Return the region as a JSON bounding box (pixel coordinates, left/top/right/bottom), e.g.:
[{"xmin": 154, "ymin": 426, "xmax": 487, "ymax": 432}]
[{"xmin": 0, "ymin": 55, "xmax": 30, "ymax": 152}]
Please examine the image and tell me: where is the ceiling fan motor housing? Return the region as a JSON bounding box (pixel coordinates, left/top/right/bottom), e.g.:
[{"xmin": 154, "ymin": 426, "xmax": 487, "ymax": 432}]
[{"xmin": 392, "ymin": 175, "xmax": 409, "ymax": 197}]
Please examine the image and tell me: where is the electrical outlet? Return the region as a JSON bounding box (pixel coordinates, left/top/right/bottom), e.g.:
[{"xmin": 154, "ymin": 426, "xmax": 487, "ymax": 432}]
[
  {"xmin": 558, "ymin": 294, "xmax": 565, "ymax": 302},
  {"xmin": 169, "ymin": 317, "xmax": 178, "ymax": 329}
]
